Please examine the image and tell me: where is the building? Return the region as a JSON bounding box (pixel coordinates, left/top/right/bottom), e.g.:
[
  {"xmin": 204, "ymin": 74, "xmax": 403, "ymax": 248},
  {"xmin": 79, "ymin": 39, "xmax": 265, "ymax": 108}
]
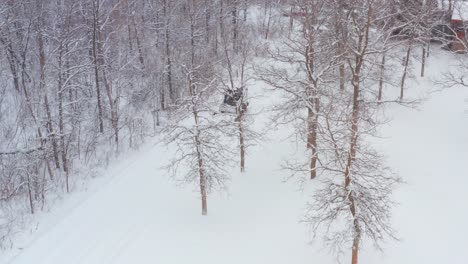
[{"xmin": 450, "ymin": 1, "xmax": 468, "ymax": 52}]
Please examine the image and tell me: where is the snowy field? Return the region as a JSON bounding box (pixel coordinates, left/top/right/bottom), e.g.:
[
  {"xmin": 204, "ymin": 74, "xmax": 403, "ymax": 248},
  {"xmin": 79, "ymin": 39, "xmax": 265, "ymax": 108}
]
[{"xmin": 1, "ymin": 48, "xmax": 467, "ymax": 264}]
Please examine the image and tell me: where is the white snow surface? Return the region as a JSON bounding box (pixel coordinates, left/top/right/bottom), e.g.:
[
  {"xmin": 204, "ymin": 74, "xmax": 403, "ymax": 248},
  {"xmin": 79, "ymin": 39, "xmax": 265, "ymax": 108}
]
[{"xmin": 1, "ymin": 49, "xmax": 468, "ymax": 264}]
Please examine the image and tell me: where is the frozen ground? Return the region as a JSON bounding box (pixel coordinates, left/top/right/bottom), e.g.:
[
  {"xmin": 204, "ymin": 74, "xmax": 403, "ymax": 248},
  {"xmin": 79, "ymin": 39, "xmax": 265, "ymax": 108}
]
[{"xmin": 1, "ymin": 49, "xmax": 467, "ymax": 264}]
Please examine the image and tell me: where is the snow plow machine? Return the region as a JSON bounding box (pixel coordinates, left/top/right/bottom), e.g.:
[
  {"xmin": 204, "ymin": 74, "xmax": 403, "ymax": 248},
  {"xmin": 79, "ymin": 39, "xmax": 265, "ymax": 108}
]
[{"xmin": 218, "ymin": 88, "xmax": 248, "ymax": 117}]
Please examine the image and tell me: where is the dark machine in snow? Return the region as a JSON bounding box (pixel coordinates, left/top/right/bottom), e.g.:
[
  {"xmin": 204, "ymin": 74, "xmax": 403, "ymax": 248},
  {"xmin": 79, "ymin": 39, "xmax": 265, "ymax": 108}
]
[{"xmin": 219, "ymin": 88, "xmax": 248, "ymax": 115}]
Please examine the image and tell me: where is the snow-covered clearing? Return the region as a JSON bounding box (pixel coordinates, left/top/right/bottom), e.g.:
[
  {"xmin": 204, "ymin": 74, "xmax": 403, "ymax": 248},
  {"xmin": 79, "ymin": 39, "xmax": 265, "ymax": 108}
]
[{"xmin": 1, "ymin": 48, "xmax": 467, "ymax": 264}]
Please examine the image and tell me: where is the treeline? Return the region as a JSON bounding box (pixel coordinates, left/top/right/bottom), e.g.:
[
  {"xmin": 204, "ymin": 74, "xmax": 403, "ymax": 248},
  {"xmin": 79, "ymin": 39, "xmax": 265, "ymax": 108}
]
[{"xmin": 0, "ymin": 0, "xmax": 253, "ymax": 245}]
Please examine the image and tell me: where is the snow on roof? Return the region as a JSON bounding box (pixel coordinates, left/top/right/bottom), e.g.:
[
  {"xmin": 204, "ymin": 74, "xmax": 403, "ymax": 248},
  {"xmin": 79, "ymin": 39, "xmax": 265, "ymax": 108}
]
[{"xmin": 452, "ymin": 2, "xmax": 468, "ymax": 21}]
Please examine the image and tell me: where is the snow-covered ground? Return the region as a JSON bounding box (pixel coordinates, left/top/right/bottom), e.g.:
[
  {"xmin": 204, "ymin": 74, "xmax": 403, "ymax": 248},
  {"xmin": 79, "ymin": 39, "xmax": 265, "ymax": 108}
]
[{"xmin": 1, "ymin": 48, "xmax": 467, "ymax": 264}]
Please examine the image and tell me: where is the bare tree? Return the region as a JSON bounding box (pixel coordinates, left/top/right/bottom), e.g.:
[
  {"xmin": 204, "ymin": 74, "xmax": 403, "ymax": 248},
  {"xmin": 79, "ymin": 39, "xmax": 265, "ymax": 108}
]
[
  {"xmin": 258, "ymin": 0, "xmax": 340, "ymax": 180},
  {"xmin": 303, "ymin": 2, "xmax": 402, "ymax": 264},
  {"xmin": 219, "ymin": 4, "xmax": 258, "ymax": 172},
  {"xmin": 163, "ymin": 0, "xmax": 235, "ymax": 215}
]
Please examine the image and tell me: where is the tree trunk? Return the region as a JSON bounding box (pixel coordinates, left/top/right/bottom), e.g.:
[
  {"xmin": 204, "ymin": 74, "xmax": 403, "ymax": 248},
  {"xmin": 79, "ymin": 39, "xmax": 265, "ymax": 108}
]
[
  {"xmin": 421, "ymin": 47, "xmax": 426, "ymax": 77},
  {"xmin": 243, "ymin": 0, "xmax": 247, "ymax": 22},
  {"xmin": 339, "ymin": 64, "xmax": 345, "ymax": 91},
  {"xmin": 232, "ymin": 0, "xmax": 238, "ymax": 52},
  {"xmin": 200, "ymin": 167, "xmax": 208, "ymax": 215},
  {"xmin": 204, "ymin": 0, "xmax": 210, "ymax": 43},
  {"xmin": 38, "ymin": 32, "xmax": 60, "ymax": 169},
  {"xmin": 335, "ymin": 3, "xmax": 347, "ymax": 92},
  {"xmin": 351, "ymin": 236, "xmax": 360, "ymax": 264},
  {"xmin": 163, "ymin": 0, "xmax": 174, "ymax": 104},
  {"xmin": 343, "ymin": 6, "xmax": 371, "ymax": 259},
  {"xmin": 346, "ymin": 71, "xmax": 362, "ymax": 264},
  {"xmin": 57, "ymin": 43, "xmax": 70, "ymax": 192},
  {"xmin": 378, "ymin": 53, "xmax": 386, "ymax": 102},
  {"xmin": 43, "ymin": 91, "xmax": 60, "ymax": 169},
  {"xmin": 27, "ymin": 173, "xmax": 34, "ymax": 214},
  {"xmin": 307, "ymin": 107, "xmax": 318, "ymax": 179},
  {"xmin": 160, "ymin": 85, "xmax": 166, "ymax": 110},
  {"xmin": 217, "ymin": 0, "xmax": 224, "ymax": 55},
  {"xmin": 305, "ymin": 45, "xmax": 319, "ymax": 179},
  {"xmin": 264, "ymin": 3, "xmax": 272, "ymax": 40},
  {"xmin": 288, "ymin": 7, "xmax": 294, "ymax": 38},
  {"xmin": 199, "ymin": 146, "xmax": 208, "ymax": 216},
  {"xmin": 338, "ymin": 36, "xmax": 346, "ymax": 91},
  {"xmin": 189, "ymin": 76, "xmax": 208, "ymax": 216},
  {"xmin": 187, "ymin": 3, "xmax": 207, "ymax": 214},
  {"xmin": 400, "ymin": 43, "xmax": 412, "ymax": 100},
  {"xmin": 132, "ymin": 16, "xmax": 145, "ymax": 67},
  {"xmin": 92, "ymin": 2, "xmax": 104, "ymax": 133},
  {"xmin": 238, "ymin": 113, "xmax": 245, "ymax": 172},
  {"xmin": 165, "ymin": 24, "xmax": 173, "ymax": 104},
  {"xmin": 101, "ymin": 57, "xmax": 119, "ymax": 148}
]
